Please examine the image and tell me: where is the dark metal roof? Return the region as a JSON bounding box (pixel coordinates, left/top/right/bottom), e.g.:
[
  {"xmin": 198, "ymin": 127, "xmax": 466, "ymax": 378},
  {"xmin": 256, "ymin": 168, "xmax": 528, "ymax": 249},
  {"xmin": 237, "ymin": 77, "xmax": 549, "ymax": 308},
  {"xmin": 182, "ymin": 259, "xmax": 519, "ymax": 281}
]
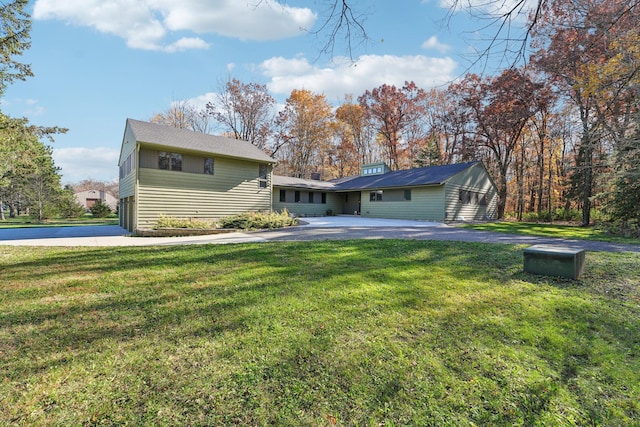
[
  {"xmin": 331, "ymin": 162, "xmax": 480, "ymax": 190},
  {"xmin": 127, "ymin": 118, "xmax": 275, "ymax": 163},
  {"xmin": 272, "ymin": 162, "xmax": 480, "ymax": 192}
]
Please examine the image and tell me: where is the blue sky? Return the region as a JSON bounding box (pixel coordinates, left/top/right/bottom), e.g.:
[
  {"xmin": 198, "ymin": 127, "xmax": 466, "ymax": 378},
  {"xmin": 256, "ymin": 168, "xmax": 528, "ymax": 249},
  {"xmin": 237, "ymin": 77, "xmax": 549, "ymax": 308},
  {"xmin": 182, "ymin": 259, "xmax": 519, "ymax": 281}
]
[{"xmin": 2, "ymin": 0, "xmax": 525, "ymax": 184}]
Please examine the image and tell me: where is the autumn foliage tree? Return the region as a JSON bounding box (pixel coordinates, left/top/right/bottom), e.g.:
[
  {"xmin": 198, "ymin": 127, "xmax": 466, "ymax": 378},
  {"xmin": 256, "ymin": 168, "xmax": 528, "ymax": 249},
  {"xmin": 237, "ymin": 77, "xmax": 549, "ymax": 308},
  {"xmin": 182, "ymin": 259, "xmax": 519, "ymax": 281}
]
[
  {"xmin": 358, "ymin": 81, "xmax": 427, "ymax": 170},
  {"xmin": 452, "ymin": 69, "xmax": 543, "ymax": 219},
  {"xmin": 531, "ymin": 0, "xmax": 640, "ymax": 225},
  {"xmin": 150, "ymin": 100, "xmax": 211, "ymax": 133},
  {"xmin": 274, "ymin": 89, "xmax": 334, "ymax": 179},
  {"xmin": 207, "ymin": 78, "xmax": 276, "ymax": 150}
]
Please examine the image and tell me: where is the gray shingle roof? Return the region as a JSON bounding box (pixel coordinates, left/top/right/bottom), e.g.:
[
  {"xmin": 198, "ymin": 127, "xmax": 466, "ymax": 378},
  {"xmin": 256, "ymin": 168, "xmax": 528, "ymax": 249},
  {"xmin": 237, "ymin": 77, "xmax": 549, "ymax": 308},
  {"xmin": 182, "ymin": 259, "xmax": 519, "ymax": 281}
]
[
  {"xmin": 331, "ymin": 161, "xmax": 479, "ymax": 190},
  {"xmin": 127, "ymin": 118, "xmax": 275, "ymax": 163},
  {"xmin": 272, "ymin": 162, "xmax": 479, "ymax": 192}
]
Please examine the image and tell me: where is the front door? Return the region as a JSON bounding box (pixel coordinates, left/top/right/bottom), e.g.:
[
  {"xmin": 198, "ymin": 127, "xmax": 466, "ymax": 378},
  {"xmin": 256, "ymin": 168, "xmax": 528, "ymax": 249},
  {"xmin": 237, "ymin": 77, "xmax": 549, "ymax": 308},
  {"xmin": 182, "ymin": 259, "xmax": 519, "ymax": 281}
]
[{"xmin": 342, "ymin": 192, "xmax": 361, "ymax": 215}]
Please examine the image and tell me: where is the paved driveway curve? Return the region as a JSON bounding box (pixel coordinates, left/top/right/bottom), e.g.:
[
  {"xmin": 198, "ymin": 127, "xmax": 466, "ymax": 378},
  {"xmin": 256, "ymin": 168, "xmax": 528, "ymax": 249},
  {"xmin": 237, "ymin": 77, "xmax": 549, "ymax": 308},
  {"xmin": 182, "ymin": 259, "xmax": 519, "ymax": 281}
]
[{"xmin": 0, "ymin": 219, "xmax": 638, "ymax": 252}]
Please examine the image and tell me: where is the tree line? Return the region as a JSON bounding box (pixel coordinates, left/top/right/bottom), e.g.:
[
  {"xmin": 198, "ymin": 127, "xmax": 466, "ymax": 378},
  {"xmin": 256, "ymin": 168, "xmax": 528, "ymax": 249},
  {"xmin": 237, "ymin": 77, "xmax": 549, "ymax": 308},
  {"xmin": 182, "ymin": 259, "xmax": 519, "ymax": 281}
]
[{"xmin": 153, "ymin": 0, "xmax": 639, "ymax": 230}]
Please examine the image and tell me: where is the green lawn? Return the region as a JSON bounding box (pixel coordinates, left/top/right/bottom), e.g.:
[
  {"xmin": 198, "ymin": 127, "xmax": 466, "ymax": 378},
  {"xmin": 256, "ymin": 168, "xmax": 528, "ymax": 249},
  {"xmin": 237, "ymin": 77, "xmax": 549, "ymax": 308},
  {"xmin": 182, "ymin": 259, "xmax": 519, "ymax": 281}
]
[
  {"xmin": 461, "ymin": 221, "xmax": 640, "ymax": 245},
  {"xmin": 1, "ymin": 241, "xmax": 639, "ymax": 425}
]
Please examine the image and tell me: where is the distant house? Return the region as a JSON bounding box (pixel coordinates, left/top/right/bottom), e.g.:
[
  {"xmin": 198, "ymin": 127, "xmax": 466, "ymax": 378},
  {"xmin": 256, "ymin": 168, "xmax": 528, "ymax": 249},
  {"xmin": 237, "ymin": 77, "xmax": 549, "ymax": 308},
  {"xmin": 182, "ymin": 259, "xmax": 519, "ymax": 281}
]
[
  {"xmin": 118, "ymin": 119, "xmax": 276, "ymax": 232},
  {"xmin": 74, "ymin": 190, "xmax": 118, "ymax": 211},
  {"xmin": 118, "ymin": 119, "xmax": 498, "ymax": 232},
  {"xmin": 273, "ymin": 161, "xmax": 498, "ymax": 222}
]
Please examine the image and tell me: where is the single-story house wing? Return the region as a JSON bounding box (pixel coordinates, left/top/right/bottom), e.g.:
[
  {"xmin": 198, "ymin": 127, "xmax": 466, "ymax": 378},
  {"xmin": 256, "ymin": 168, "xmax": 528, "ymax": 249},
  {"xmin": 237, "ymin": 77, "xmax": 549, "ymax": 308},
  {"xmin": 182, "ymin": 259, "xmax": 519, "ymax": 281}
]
[{"xmin": 273, "ymin": 161, "xmax": 498, "ymax": 222}]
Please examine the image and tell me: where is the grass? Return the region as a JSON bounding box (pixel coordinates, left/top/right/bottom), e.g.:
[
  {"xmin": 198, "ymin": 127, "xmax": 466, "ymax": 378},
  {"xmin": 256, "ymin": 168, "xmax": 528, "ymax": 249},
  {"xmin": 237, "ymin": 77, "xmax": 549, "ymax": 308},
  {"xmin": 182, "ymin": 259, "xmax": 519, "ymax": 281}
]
[
  {"xmin": 460, "ymin": 221, "xmax": 640, "ymax": 245},
  {"xmin": 0, "ymin": 215, "xmax": 119, "ymax": 228},
  {"xmin": 1, "ymin": 240, "xmax": 639, "ymax": 425}
]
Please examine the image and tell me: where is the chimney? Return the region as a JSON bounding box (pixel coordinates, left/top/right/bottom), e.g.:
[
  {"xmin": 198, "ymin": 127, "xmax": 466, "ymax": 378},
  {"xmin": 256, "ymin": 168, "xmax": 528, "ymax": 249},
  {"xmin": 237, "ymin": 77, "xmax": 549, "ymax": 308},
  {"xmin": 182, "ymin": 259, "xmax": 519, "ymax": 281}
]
[{"xmin": 310, "ymin": 172, "xmax": 321, "ymax": 180}]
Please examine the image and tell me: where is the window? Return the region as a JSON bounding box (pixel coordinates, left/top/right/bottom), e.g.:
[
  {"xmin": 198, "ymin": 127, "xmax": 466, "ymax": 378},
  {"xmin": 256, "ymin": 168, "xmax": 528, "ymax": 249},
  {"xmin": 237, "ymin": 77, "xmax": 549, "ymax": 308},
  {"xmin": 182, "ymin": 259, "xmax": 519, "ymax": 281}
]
[
  {"xmin": 294, "ymin": 191, "xmax": 300, "ymax": 203},
  {"xmin": 321, "ymin": 192, "xmax": 327, "ymax": 204},
  {"xmin": 120, "ymin": 152, "xmax": 135, "ymax": 179},
  {"xmin": 459, "ymin": 189, "xmax": 487, "ymax": 205},
  {"xmin": 370, "ymin": 190, "xmax": 383, "ymax": 201},
  {"xmin": 404, "ymin": 189, "xmax": 412, "ymax": 201},
  {"xmin": 258, "ymin": 164, "xmax": 268, "ymax": 188},
  {"xmin": 308, "ymin": 192, "xmax": 314, "ymax": 203},
  {"xmin": 280, "ymin": 189, "xmax": 286, "ymax": 202},
  {"xmin": 159, "ymin": 151, "xmax": 182, "ymax": 171},
  {"xmin": 204, "ymin": 157, "xmax": 214, "ymax": 175}
]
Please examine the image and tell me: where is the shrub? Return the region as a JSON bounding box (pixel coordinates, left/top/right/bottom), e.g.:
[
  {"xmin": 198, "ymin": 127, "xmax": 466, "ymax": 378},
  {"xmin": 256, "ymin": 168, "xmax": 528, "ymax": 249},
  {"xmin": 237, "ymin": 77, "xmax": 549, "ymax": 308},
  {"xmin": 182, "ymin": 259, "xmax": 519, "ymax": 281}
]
[
  {"xmin": 553, "ymin": 208, "xmax": 582, "ymax": 222},
  {"xmin": 57, "ymin": 190, "xmax": 86, "ymax": 218},
  {"xmin": 218, "ymin": 209, "xmax": 298, "ymax": 230},
  {"xmin": 89, "ymin": 199, "xmax": 111, "ymax": 218},
  {"xmin": 155, "ymin": 215, "xmax": 217, "ymax": 229},
  {"xmin": 598, "ymin": 219, "xmax": 640, "ymax": 238}
]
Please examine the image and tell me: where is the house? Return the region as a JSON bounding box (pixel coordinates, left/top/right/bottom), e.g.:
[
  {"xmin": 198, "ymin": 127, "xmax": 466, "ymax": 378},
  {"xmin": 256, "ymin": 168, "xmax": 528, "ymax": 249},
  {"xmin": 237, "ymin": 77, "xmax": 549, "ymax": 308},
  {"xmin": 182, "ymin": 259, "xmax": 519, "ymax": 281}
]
[
  {"xmin": 74, "ymin": 189, "xmax": 118, "ymax": 211},
  {"xmin": 118, "ymin": 119, "xmax": 276, "ymax": 232},
  {"xmin": 118, "ymin": 119, "xmax": 498, "ymax": 232},
  {"xmin": 273, "ymin": 161, "xmax": 498, "ymax": 222}
]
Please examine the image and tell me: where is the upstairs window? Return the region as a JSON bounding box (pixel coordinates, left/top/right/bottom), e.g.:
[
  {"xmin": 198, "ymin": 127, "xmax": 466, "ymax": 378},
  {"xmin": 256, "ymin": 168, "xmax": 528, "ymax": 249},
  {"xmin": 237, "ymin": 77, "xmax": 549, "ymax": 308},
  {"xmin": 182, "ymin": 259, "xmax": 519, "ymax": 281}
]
[
  {"xmin": 258, "ymin": 164, "xmax": 268, "ymax": 188},
  {"xmin": 159, "ymin": 151, "xmax": 182, "ymax": 171},
  {"xmin": 204, "ymin": 157, "xmax": 214, "ymax": 175}
]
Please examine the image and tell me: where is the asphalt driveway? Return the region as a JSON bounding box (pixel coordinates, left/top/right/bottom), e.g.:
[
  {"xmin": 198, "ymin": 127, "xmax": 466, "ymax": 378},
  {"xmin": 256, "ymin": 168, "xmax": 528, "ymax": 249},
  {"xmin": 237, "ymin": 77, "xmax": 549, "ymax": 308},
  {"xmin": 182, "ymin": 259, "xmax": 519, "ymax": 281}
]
[{"xmin": 0, "ymin": 217, "xmax": 638, "ymax": 252}]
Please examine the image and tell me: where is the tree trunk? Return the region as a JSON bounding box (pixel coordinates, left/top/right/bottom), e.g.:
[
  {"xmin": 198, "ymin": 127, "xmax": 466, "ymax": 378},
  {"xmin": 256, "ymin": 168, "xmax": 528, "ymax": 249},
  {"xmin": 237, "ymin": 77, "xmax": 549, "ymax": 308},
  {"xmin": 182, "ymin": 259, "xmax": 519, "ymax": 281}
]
[{"xmin": 581, "ymin": 140, "xmax": 593, "ymax": 226}]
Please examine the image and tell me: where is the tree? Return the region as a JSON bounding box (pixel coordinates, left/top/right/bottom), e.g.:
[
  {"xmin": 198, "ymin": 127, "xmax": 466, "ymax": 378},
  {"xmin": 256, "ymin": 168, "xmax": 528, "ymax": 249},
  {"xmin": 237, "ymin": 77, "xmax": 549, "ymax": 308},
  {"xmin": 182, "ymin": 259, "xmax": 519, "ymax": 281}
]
[
  {"xmin": 605, "ymin": 113, "xmax": 640, "ymax": 228},
  {"xmin": 0, "ymin": 0, "xmax": 32, "ymax": 95},
  {"xmin": 451, "ymin": 69, "xmax": 542, "ymax": 219},
  {"xmin": 89, "ymin": 199, "xmax": 111, "ymax": 218},
  {"xmin": 358, "ymin": 81, "xmax": 427, "ymax": 170},
  {"xmin": 58, "ymin": 185, "xmax": 85, "ymax": 218},
  {"xmin": 531, "ymin": 0, "xmax": 640, "ymax": 225},
  {"xmin": 334, "ymin": 96, "xmax": 376, "ymax": 167},
  {"xmin": 207, "ymin": 78, "xmax": 275, "ymax": 150},
  {"xmin": 150, "ymin": 100, "xmax": 211, "ymax": 133},
  {"xmin": 0, "ymin": 114, "xmax": 66, "ymax": 220},
  {"xmin": 274, "ymin": 89, "xmax": 333, "ymax": 178}
]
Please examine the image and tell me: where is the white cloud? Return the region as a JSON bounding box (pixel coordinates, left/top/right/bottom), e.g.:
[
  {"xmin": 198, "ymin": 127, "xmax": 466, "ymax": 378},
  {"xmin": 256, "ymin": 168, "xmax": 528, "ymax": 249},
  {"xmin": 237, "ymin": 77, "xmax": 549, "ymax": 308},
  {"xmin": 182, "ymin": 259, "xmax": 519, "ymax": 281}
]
[
  {"xmin": 261, "ymin": 54, "xmax": 458, "ymax": 100},
  {"xmin": 422, "ymin": 36, "xmax": 450, "ymax": 53},
  {"xmin": 53, "ymin": 147, "xmax": 120, "ymax": 184},
  {"xmin": 183, "ymin": 92, "xmax": 217, "ymax": 111},
  {"xmin": 33, "ymin": 0, "xmax": 316, "ymax": 51},
  {"xmin": 2, "ymin": 98, "xmax": 46, "ymax": 116},
  {"xmin": 159, "ymin": 0, "xmax": 317, "ymax": 40},
  {"xmin": 163, "ymin": 37, "xmax": 210, "ymax": 53}
]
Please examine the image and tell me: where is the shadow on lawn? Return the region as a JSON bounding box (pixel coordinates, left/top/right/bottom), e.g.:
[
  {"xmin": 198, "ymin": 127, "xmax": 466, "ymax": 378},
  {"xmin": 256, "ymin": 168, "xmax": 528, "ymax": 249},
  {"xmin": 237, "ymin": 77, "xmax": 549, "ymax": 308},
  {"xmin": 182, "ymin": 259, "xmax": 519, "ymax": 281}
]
[{"xmin": 2, "ymin": 241, "xmax": 639, "ymax": 424}]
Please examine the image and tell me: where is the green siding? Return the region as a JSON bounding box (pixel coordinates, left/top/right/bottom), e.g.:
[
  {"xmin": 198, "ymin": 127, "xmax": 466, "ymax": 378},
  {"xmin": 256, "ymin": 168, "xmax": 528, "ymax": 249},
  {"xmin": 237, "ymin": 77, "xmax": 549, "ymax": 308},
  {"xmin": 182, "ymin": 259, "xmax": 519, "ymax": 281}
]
[
  {"xmin": 444, "ymin": 163, "xmax": 498, "ymax": 221},
  {"xmin": 136, "ymin": 158, "xmax": 271, "ymax": 229},
  {"xmin": 273, "ymin": 189, "xmax": 341, "ymax": 216},
  {"xmin": 361, "ymin": 186, "xmax": 445, "ymax": 221},
  {"xmin": 119, "ymin": 170, "xmax": 136, "ymax": 199},
  {"xmin": 118, "ymin": 126, "xmax": 137, "ymax": 165}
]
